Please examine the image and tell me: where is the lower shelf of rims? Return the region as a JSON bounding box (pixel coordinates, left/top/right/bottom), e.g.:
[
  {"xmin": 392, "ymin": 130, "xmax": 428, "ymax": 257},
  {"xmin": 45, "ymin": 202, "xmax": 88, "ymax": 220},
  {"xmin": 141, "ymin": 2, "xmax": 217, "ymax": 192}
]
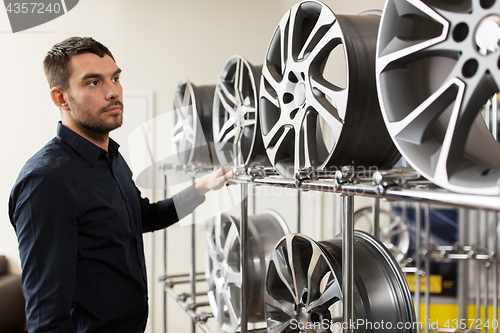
[{"xmin": 159, "ymin": 163, "xmax": 500, "ymax": 333}]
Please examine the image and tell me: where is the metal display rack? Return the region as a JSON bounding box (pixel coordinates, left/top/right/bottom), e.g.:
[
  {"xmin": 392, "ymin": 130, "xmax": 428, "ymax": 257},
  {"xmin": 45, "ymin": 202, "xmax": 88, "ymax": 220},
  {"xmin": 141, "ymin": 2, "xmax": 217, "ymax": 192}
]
[{"xmin": 160, "ymin": 164, "xmax": 499, "ymax": 333}]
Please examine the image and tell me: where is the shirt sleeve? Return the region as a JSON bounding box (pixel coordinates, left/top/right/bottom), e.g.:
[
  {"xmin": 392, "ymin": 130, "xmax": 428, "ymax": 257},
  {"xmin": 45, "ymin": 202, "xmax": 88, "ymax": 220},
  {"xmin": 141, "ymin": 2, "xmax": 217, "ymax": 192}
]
[
  {"xmin": 9, "ymin": 174, "xmax": 78, "ymax": 333},
  {"xmin": 139, "ymin": 185, "xmax": 206, "ymax": 233}
]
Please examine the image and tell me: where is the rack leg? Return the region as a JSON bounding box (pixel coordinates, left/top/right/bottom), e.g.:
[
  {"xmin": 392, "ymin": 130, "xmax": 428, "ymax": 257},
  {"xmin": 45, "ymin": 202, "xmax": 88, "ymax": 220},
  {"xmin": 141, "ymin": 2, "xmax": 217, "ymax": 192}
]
[
  {"xmin": 373, "ymin": 197, "xmax": 380, "ymax": 240},
  {"xmin": 415, "ymin": 203, "xmax": 421, "ymax": 326},
  {"xmin": 494, "ymin": 212, "xmax": 498, "ymax": 333},
  {"xmin": 458, "ymin": 209, "xmax": 469, "ymax": 322},
  {"xmin": 342, "ymin": 194, "xmax": 354, "ymax": 333},
  {"xmin": 476, "ymin": 210, "xmax": 482, "ymax": 326},
  {"xmin": 190, "ymin": 177, "xmax": 196, "ymax": 333},
  {"xmin": 424, "ymin": 205, "xmax": 431, "ymax": 333},
  {"xmin": 240, "ymin": 183, "xmax": 249, "ymax": 333},
  {"xmin": 164, "ymin": 174, "xmax": 168, "ymax": 333},
  {"xmin": 297, "ymin": 191, "xmax": 301, "ymax": 233}
]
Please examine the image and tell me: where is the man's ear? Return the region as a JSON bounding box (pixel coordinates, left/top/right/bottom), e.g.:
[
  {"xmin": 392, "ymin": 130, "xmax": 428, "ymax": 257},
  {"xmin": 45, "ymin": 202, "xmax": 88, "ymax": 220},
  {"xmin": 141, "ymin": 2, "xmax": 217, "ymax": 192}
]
[{"xmin": 50, "ymin": 87, "xmax": 70, "ymax": 111}]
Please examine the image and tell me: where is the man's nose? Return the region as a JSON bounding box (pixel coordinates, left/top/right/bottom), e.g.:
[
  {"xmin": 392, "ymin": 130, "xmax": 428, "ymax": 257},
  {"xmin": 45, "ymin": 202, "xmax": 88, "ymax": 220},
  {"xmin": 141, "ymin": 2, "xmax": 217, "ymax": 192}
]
[{"xmin": 105, "ymin": 81, "xmax": 121, "ymax": 100}]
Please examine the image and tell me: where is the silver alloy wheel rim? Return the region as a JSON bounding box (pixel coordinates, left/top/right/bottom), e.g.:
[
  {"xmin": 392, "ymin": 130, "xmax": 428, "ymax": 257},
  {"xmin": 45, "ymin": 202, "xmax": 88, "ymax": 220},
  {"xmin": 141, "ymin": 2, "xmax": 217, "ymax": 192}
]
[
  {"xmin": 259, "ymin": 0, "xmax": 400, "ymax": 178},
  {"xmin": 353, "ymin": 206, "xmax": 410, "ymax": 264},
  {"xmin": 205, "ymin": 211, "xmax": 289, "ymax": 332},
  {"xmin": 172, "ymin": 80, "xmax": 217, "ymax": 166},
  {"xmin": 213, "ymin": 56, "xmax": 270, "ymax": 167},
  {"xmin": 376, "ymin": 0, "xmax": 500, "ymax": 195},
  {"xmin": 265, "ymin": 232, "xmax": 416, "ymax": 333}
]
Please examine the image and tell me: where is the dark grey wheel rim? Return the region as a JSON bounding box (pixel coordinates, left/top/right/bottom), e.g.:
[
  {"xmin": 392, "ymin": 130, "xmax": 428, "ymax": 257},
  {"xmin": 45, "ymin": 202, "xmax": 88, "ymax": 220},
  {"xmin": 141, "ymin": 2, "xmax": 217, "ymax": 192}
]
[
  {"xmin": 259, "ymin": 0, "xmax": 400, "ymax": 178},
  {"xmin": 205, "ymin": 211, "xmax": 289, "ymax": 332},
  {"xmin": 353, "ymin": 206, "xmax": 410, "ymax": 264},
  {"xmin": 213, "ymin": 56, "xmax": 270, "ymax": 167},
  {"xmin": 376, "ymin": 0, "xmax": 500, "ymax": 194},
  {"xmin": 172, "ymin": 80, "xmax": 217, "ymax": 165},
  {"xmin": 265, "ymin": 231, "xmax": 416, "ymax": 333}
]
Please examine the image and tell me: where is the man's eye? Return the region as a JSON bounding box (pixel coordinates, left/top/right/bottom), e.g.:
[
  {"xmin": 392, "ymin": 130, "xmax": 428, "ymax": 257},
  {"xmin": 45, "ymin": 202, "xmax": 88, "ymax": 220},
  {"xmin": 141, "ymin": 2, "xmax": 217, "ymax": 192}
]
[
  {"xmin": 112, "ymin": 76, "xmax": 120, "ymax": 83},
  {"xmin": 88, "ymin": 80, "xmax": 98, "ymax": 86}
]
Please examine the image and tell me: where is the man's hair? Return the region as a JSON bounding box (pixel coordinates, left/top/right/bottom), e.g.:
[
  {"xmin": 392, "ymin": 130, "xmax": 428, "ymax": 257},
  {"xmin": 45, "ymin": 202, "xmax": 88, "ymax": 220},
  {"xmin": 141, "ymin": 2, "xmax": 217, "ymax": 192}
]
[{"xmin": 43, "ymin": 37, "xmax": 115, "ymax": 89}]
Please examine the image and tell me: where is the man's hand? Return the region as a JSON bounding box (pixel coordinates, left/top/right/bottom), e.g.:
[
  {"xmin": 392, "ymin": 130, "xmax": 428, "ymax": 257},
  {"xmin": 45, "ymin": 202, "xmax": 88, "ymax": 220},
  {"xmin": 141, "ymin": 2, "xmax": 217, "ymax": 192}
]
[{"xmin": 194, "ymin": 164, "xmax": 235, "ymax": 196}]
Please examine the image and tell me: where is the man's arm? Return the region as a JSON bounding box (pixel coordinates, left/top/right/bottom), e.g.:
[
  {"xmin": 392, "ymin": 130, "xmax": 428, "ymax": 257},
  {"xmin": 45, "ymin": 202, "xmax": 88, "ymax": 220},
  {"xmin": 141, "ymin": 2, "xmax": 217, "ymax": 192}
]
[
  {"xmin": 9, "ymin": 175, "xmax": 78, "ymax": 333},
  {"xmin": 140, "ymin": 165, "xmax": 234, "ymax": 232}
]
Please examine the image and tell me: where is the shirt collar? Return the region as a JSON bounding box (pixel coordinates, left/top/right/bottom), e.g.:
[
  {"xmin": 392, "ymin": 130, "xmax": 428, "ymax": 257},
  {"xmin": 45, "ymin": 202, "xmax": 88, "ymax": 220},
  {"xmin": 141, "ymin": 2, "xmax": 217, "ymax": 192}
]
[{"xmin": 56, "ymin": 122, "xmax": 120, "ymax": 166}]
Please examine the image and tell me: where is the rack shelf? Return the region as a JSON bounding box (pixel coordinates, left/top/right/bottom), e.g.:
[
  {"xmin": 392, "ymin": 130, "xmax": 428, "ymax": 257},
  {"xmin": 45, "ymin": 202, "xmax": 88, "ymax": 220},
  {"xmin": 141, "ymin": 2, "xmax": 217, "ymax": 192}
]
[{"xmin": 160, "ymin": 164, "xmax": 499, "ymax": 333}]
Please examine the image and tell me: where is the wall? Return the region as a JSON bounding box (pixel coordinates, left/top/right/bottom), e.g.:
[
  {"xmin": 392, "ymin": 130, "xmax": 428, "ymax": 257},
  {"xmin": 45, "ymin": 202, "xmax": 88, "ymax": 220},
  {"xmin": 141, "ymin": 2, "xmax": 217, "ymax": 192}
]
[{"xmin": 0, "ymin": 0, "xmax": 386, "ymax": 332}]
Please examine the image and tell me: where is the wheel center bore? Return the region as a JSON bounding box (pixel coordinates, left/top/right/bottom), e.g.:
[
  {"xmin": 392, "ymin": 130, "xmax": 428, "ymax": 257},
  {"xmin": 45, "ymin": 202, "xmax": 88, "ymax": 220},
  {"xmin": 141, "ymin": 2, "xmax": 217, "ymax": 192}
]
[
  {"xmin": 294, "ymin": 82, "xmax": 307, "ymax": 107},
  {"xmin": 235, "ymin": 105, "xmax": 245, "ymax": 127},
  {"xmin": 475, "ymin": 15, "xmax": 500, "ymax": 55},
  {"xmin": 296, "ymin": 303, "xmax": 310, "ymax": 327}
]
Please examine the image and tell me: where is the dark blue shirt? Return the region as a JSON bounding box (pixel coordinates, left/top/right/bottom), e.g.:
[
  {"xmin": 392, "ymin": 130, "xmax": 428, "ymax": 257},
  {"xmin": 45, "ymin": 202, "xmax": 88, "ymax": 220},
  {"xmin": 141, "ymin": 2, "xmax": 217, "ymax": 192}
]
[{"xmin": 8, "ymin": 123, "xmax": 205, "ymax": 332}]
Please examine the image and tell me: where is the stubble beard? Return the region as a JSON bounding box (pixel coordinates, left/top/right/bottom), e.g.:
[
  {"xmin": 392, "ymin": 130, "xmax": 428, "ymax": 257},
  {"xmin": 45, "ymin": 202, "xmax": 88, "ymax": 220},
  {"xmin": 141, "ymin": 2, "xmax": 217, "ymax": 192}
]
[{"xmin": 69, "ymin": 96, "xmax": 124, "ymax": 135}]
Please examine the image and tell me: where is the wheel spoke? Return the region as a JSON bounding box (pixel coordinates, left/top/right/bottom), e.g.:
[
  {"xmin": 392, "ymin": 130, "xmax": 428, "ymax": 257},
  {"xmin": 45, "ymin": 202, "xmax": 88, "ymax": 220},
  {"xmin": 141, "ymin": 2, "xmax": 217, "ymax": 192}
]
[
  {"xmin": 174, "ymin": 91, "xmax": 183, "ymax": 110},
  {"xmin": 295, "ymin": 111, "xmax": 316, "ymax": 169},
  {"xmin": 377, "ymin": 0, "xmax": 449, "ymax": 70},
  {"xmin": 388, "ymin": 78, "xmax": 462, "ymax": 145},
  {"xmin": 173, "ymin": 120, "xmax": 183, "ymax": 132},
  {"xmin": 261, "ymin": 66, "xmax": 281, "ymax": 109},
  {"xmin": 243, "ymin": 119, "xmax": 256, "ymax": 128},
  {"xmin": 214, "ymin": 215, "xmax": 224, "ymax": 254},
  {"xmin": 216, "ymin": 118, "xmax": 236, "ymax": 142},
  {"xmin": 223, "ymin": 224, "xmax": 239, "ymax": 259},
  {"xmin": 263, "ymin": 125, "xmax": 292, "ymax": 165},
  {"xmin": 265, "ymin": 295, "xmax": 295, "ymax": 317},
  {"xmin": 222, "ymin": 289, "xmax": 240, "ymax": 325},
  {"xmin": 226, "ymin": 270, "xmax": 241, "ymax": 287},
  {"xmin": 172, "ymin": 132, "xmax": 184, "ymax": 144},
  {"xmin": 217, "ymin": 82, "xmax": 237, "ymax": 112},
  {"xmin": 234, "ymin": 58, "xmax": 244, "ymax": 104},
  {"xmin": 297, "ymin": 5, "xmax": 336, "ymax": 60},
  {"xmin": 303, "ymin": 18, "xmax": 342, "ymax": 66},
  {"xmin": 382, "ymin": 215, "xmax": 404, "ymax": 234},
  {"xmin": 307, "ymin": 278, "xmax": 342, "ymax": 311},
  {"xmin": 271, "ymin": 241, "xmax": 298, "ymax": 302},
  {"xmin": 267, "ymin": 318, "xmax": 293, "ymax": 333},
  {"xmin": 433, "ymin": 79, "xmax": 466, "ymax": 180},
  {"xmin": 310, "ymin": 74, "xmax": 346, "ymax": 124}
]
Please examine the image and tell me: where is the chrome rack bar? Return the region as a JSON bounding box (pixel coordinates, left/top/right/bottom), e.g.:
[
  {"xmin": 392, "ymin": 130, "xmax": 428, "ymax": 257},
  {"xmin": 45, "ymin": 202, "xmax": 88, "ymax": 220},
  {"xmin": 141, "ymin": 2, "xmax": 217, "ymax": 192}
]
[
  {"xmin": 190, "ymin": 176, "xmax": 196, "ymax": 333},
  {"xmin": 164, "ymin": 283, "xmax": 214, "ymax": 333},
  {"xmin": 240, "ymin": 182, "xmax": 249, "ymax": 333},
  {"xmin": 342, "ymin": 194, "xmax": 354, "ymax": 333},
  {"xmin": 421, "ymin": 245, "xmax": 495, "ymax": 261},
  {"xmin": 234, "ymin": 166, "xmax": 500, "ymax": 211}
]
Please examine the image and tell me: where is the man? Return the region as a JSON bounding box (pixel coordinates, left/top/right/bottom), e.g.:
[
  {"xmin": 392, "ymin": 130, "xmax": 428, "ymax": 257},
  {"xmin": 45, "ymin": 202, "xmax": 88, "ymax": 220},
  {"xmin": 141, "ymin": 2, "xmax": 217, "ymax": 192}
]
[{"xmin": 8, "ymin": 37, "xmax": 234, "ymax": 332}]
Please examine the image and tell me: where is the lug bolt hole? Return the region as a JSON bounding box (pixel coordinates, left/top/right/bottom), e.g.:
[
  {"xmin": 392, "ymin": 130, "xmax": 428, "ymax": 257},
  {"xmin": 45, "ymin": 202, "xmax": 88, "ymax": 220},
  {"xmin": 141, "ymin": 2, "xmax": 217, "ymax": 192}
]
[
  {"xmin": 453, "ymin": 23, "xmax": 469, "ymax": 42},
  {"xmin": 462, "ymin": 59, "xmax": 479, "ymax": 78},
  {"xmin": 480, "ymin": 0, "xmax": 495, "ymax": 9},
  {"xmin": 283, "ymin": 93, "xmax": 294, "ymax": 104},
  {"xmin": 310, "ymin": 312, "xmax": 321, "ymax": 323},
  {"xmin": 301, "ymin": 292, "xmax": 308, "ymax": 304}
]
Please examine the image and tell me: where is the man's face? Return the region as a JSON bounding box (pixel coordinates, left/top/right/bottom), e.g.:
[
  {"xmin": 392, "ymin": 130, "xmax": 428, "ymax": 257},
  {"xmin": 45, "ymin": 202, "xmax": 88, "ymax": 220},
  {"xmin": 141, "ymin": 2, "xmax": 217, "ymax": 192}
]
[{"xmin": 64, "ymin": 53, "xmax": 123, "ymax": 134}]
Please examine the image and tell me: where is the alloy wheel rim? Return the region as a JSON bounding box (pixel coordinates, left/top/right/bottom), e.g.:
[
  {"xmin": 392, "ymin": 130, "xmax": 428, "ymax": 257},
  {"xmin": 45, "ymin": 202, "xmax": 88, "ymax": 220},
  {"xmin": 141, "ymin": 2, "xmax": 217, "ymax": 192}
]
[{"xmin": 376, "ymin": 0, "xmax": 500, "ymax": 194}]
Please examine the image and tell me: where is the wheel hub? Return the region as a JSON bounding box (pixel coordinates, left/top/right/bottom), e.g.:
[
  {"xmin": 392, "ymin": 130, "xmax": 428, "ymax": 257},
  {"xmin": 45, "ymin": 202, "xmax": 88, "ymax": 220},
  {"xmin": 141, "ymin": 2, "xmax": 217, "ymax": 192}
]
[
  {"xmin": 475, "ymin": 15, "xmax": 500, "ymax": 55},
  {"xmin": 294, "ymin": 82, "xmax": 307, "ymax": 107},
  {"xmin": 296, "ymin": 303, "xmax": 309, "ymax": 327}
]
